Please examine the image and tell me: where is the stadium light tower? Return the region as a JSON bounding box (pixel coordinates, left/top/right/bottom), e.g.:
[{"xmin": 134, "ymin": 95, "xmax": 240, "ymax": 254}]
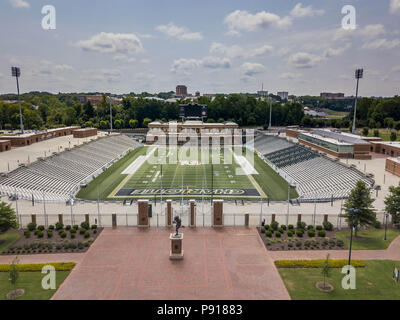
[
  {"xmin": 11, "ymin": 66, "xmax": 24, "ymax": 134},
  {"xmin": 268, "ymin": 97, "xmax": 273, "ymax": 130},
  {"xmin": 352, "ymin": 68, "xmax": 364, "ymax": 134}
]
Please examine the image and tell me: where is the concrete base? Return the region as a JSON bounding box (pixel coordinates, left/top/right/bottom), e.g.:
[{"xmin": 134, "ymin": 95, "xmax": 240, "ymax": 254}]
[
  {"xmin": 169, "ymin": 233, "xmax": 184, "ymax": 260},
  {"xmin": 212, "ymin": 225, "xmax": 224, "ymax": 228},
  {"xmin": 169, "ymin": 250, "xmax": 184, "ymax": 260},
  {"xmin": 137, "ymin": 224, "xmax": 149, "ymax": 228}
]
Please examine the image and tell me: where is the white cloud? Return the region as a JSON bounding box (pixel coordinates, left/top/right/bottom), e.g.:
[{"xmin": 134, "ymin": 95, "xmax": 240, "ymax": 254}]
[
  {"xmin": 247, "ymin": 45, "xmax": 274, "ymax": 57},
  {"xmin": 390, "ymin": 0, "xmax": 400, "ymax": 14},
  {"xmin": 290, "ymin": 3, "xmax": 324, "ymax": 18},
  {"xmin": 202, "ymin": 56, "xmax": 231, "ymax": 69},
  {"xmin": 362, "ymin": 38, "xmax": 400, "ymax": 50},
  {"xmin": 392, "ymin": 65, "xmax": 400, "ymax": 72},
  {"xmin": 323, "ymin": 43, "xmax": 351, "ymax": 58},
  {"xmin": 288, "ymin": 52, "xmax": 322, "ymax": 68},
  {"xmin": 155, "ymin": 23, "xmax": 203, "ymax": 40},
  {"xmin": 54, "ymin": 64, "xmax": 74, "ymax": 72},
  {"xmin": 113, "ymin": 54, "xmax": 136, "ymax": 63},
  {"xmin": 76, "ymin": 32, "xmax": 143, "ymax": 55},
  {"xmin": 240, "ymin": 62, "xmax": 265, "ymax": 76},
  {"xmin": 10, "ymin": 0, "xmax": 30, "ymax": 8},
  {"xmin": 170, "ymin": 56, "xmax": 231, "ymax": 74},
  {"xmin": 279, "ymin": 72, "xmax": 302, "ymax": 79},
  {"xmin": 170, "ymin": 58, "xmax": 202, "ymax": 75},
  {"xmin": 359, "ymin": 24, "xmax": 386, "ymax": 38},
  {"xmin": 224, "ymin": 10, "xmax": 291, "ymax": 33},
  {"xmin": 209, "ymin": 42, "xmax": 273, "ymax": 59}
]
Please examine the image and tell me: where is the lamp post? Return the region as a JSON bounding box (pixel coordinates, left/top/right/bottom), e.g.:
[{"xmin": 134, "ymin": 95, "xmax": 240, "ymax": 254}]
[
  {"xmin": 347, "ymin": 208, "xmax": 359, "ymax": 274},
  {"xmin": 352, "ymin": 68, "xmax": 364, "ymax": 134},
  {"xmin": 11, "ymin": 67, "xmax": 24, "ymax": 134},
  {"xmin": 384, "ymin": 212, "xmax": 389, "ymax": 241}
]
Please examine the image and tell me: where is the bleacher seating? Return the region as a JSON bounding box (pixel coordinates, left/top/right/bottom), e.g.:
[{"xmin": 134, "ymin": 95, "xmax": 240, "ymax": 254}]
[
  {"xmin": 254, "ymin": 134, "xmax": 374, "ymax": 201},
  {"xmin": 0, "ymin": 134, "xmax": 138, "ymax": 202}
]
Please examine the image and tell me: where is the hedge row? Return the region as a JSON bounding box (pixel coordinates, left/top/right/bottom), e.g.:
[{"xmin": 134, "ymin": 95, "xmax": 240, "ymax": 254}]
[
  {"xmin": 0, "ymin": 262, "xmax": 76, "ymax": 272},
  {"xmin": 275, "ymin": 259, "xmax": 365, "ymax": 268}
]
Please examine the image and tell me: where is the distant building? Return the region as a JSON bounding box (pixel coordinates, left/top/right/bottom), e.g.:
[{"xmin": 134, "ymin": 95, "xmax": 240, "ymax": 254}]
[
  {"xmin": 277, "ymin": 91, "xmax": 289, "ymax": 100},
  {"xmin": 79, "ymin": 95, "xmax": 121, "ymax": 106},
  {"xmin": 176, "ymin": 85, "xmax": 188, "ymax": 97},
  {"xmin": 257, "ymin": 90, "xmax": 268, "ymax": 97},
  {"xmin": 195, "ymin": 91, "xmax": 200, "ymax": 97},
  {"xmin": 320, "ymin": 92, "xmax": 345, "ymax": 99}
]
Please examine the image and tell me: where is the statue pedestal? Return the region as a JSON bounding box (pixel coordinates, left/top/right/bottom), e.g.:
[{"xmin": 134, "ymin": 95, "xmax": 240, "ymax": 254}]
[{"xmin": 169, "ymin": 233, "xmax": 184, "ymax": 260}]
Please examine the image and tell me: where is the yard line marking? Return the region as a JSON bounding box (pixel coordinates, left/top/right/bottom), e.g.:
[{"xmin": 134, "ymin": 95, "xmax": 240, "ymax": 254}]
[{"xmin": 152, "ymin": 171, "xmax": 160, "ymax": 183}]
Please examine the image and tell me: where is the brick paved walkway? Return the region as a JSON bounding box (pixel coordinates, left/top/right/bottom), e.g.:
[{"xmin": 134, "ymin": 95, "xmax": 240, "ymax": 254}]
[{"xmin": 52, "ymin": 227, "xmax": 290, "ymax": 300}]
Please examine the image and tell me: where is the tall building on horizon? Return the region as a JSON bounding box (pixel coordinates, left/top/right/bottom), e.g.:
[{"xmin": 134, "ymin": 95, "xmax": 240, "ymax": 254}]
[{"xmin": 176, "ymin": 85, "xmax": 188, "ymax": 97}]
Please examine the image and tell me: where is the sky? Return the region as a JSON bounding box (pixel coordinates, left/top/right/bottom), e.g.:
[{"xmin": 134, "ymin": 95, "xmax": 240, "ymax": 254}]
[{"xmin": 0, "ymin": 0, "xmax": 399, "ymax": 96}]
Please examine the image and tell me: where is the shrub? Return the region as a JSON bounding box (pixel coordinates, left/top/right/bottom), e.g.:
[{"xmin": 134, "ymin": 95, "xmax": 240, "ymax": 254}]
[
  {"xmin": 47, "ymin": 231, "xmax": 53, "ymax": 238},
  {"xmin": 56, "ymin": 244, "xmax": 62, "ymax": 250},
  {"xmin": 295, "ymin": 241, "xmax": 302, "ymax": 248},
  {"xmin": 281, "ymin": 225, "xmax": 287, "ymax": 231},
  {"xmin": 296, "ymin": 230, "xmax": 304, "ymax": 237},
  {"xmin": 70, "ymin": 228, "xmax": 76, "ymax": 234},
  {"xmin": 93, "ymin": 229, "xmax": 97, "ymax": 234},
  {"xmin": 27, "ymin": 222, "xmax": 37, "ymax": 231},
  {"xmin": 318, "ymin": 230, "xmax": 326, "ymax": 237},
  {"xmin": 316, "ymin": 225, "xmax": 323, "ymax": 230},
  {"xmin": 81, "ymin": 221, "xmax": 90, "ymax": 230},
  {"xmin": 24, "ymin": 230, "xmax": 30, "ymax": 238},
  {"xmin": 297, "ymin": 221, "xmax": 306, "ymax": 230},
  {"xmin": 288, "ymin": 224, "xmax": 294, "ymax": 230},
  {"xmin": 275, "ymin": 259, "xmax": 365, "ymax": 268},
  {"xmin": 307, "ymin": 229, "xmax": 315, "ymax": 237},
  {"xmin": 278, "ymin": 227, "xmax": 284, "ymax": 234},
  {"xmin": 37, "ymin": 225, "xmax": 45, "ymax": 231},
  {"xmin": 0, "ymin": 262, "xmax": 76, "ymax": 272},
  {"xmin": 71, "ymin": 234, "xmax": 75, "ymax": 239},
  {"xmin": 275, "ymin": 231, "xmax": 281, "ymax": 238},
  {"xmin": 65, "ymin": 225, "xmax": 71, "ymax": 230},
  {"xmin": 374, "ymin": 221, "xmax": 382, "ymax": 229},
  {"xmin": 55, "ymin": 222, "xmax": 64, "ymax": 230},
  {"xmin": 79, "ymin": 228, "xmax": 86, "ymax": 235},
  {"xmin": 48, "ymin": 225, "xmax": 54, "ymax": 230},
  {"xmin": 73, "ymin": 225, "xmax": 79, "ymax": 230},
  {"xmin": 323, "ymin": 221, "xmax": 333, "ymax": 231},
  {"xmin": 304, "ymin": 240, "xmax": 311, "ymax": 247},
  {"xmin": 37, "ymin": 231, "xmax": 44, "ymax": 238},
  {"xmin": 307, "ymin": 225, "xmax": 314, "ymax": 230},
  {"xmin": 288, "ymin": 242, "xmax": 293, "ymax": 248},
  {"xmin": 91, "ymin": 224, "xmax": 97, "ymax": 230},
  {"xmin": 84, "ymin": 231, "xmax": 90, "ymax": 238},
  {"xmin": 88, "ymin": 237, "xmax": 94, "ymax": 243},
  {"xmin": 260, "ymin": 227, "xmax": 266, "ymax": 233},
  {"xmin": 265, "ymin": 231, "xmax": 272, "ymax": 237},
  {"xmin": 60, "ymin": 231, "xmax": 67, "ymax": 238},
  {"xmin": 70, "ymin": 242, "xmax": 77, "ymax": 249},
  {"xmin": 270, "ymin": 221, "xmax": 279, "ymax": 231},
  {"xmin": 337, "ymin": 239, "xmax": 344, "ymax": 247},
  {"xmin": 78, "ymin": 242, "xmax": 84, "ymax": 249},
  {"xmin": 287, "ymin": 230, "xmax": 293, "ymax": 237}
]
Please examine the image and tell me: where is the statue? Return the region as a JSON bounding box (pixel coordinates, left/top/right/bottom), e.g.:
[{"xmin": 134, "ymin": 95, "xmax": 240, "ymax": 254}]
[{"xmin": 173, "ymin": 216, "xmax": 184, "ymax": 236}]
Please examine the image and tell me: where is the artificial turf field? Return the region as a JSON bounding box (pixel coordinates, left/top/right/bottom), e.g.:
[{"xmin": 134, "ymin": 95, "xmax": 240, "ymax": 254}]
[{"xmin": 76, "ymin": 146, "xmax": 298, "ymax": 201}]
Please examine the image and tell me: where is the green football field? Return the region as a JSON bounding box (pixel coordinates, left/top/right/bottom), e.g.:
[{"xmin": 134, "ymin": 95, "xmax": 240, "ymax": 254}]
[{"xmin": 76, "ymin": 146, "xmax": 298, "ymax": 201}]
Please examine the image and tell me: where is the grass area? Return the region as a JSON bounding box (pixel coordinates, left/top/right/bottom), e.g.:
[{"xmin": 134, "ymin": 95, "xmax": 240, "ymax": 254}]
[
  {"xmin": 0, "ymin": 271, "xmax": 70, "ymax": 300},
  {"xmin": 278, "ymin": 260, "xmax": 400, "ymax": 300},
  {"xmin": 252, "ymin": 154, "xmax": 298, "ymax": 200},
  {"xmin": 76, "ymin": 146, "xmax": 297, "ymax": 201},
  {"xmin": 359, "ymin": 128, "xmax": 400, "ymax": 141},
  {"xmin": 335, "ymin": 228, "xmax": 400, "ymax": 250},
  {"xmin": 0, "ymin": 232, "xmax": 21, "ymax": 253},
  {"xmin": 76, "ymin": 146, "xmax": 145, "ymax": 200},
  {"xmin": 322, "ymin": 109, "xmax": 349, "ymax": 119}
]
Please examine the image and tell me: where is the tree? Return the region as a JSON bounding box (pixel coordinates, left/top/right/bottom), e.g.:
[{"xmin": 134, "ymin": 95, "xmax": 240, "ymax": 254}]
[
  {"xmin": 362, "ymin": 127, "xmax": 369, "ymax": 136},
  {"xmin": 9, "ymin": 256, "xmax": 19, "ymax": 298},
  {"xmin": 321, "ymin": 254, "xmax": 330, "ymax": 289},
  {"xmin": 384, "ymin": 183, "xmax": 400, "ymax": 224},
  {"xmin": 114, "ymin": 119, "xmax": 123, "ymax": 129},
  {"xmin": 0, "ymin": 201, "xmax": 18, "ymax": 233},
  {"xmin": 129, "ymin": 119, "xmax": 138, "ymax": 128},
  {"xmin": 342, "ymin": 180, "xmax": 376, "ymax": 237},
  {"xmin": 373, "ymin": 129, "xmax": 380, "ymax": 137},
  {"xmin": 390, "ymin": 131, "xmax": 397, "ymax": 142},
  {"xmin": 142, "ymin": 118, "xmax": 152, "ymax": 128}
]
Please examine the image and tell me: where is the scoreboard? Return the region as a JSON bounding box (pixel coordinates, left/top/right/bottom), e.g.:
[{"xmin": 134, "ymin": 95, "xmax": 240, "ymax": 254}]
[{"xmin": 179, "ymin": 104, "xmax": 207, "ymax": 118}]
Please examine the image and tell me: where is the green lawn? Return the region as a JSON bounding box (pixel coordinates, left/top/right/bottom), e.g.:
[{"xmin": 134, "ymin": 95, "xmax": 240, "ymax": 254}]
[
  {"xmin": 0, "ymin": 232, "xmax": 21, "ymax": 253},
  {"xmin": 335, "ymin": 228, "xmax": 400, "ymax": 250},
  {"xmin": 0, "ymin": 271, "xmax": 70, "ymax": 300},
  {"xmin": 278, "ymin": 260, "xmax": 400, "ymax": 300},
  {"xmin": 76, "ymin": 146, "xmax": 297, "ymax": 201}
]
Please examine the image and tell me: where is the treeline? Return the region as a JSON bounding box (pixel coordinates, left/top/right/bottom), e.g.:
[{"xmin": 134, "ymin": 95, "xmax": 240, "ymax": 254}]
[{"xmin": 0, "ymin": 92, "xmax": 304, "ymax": 130}]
